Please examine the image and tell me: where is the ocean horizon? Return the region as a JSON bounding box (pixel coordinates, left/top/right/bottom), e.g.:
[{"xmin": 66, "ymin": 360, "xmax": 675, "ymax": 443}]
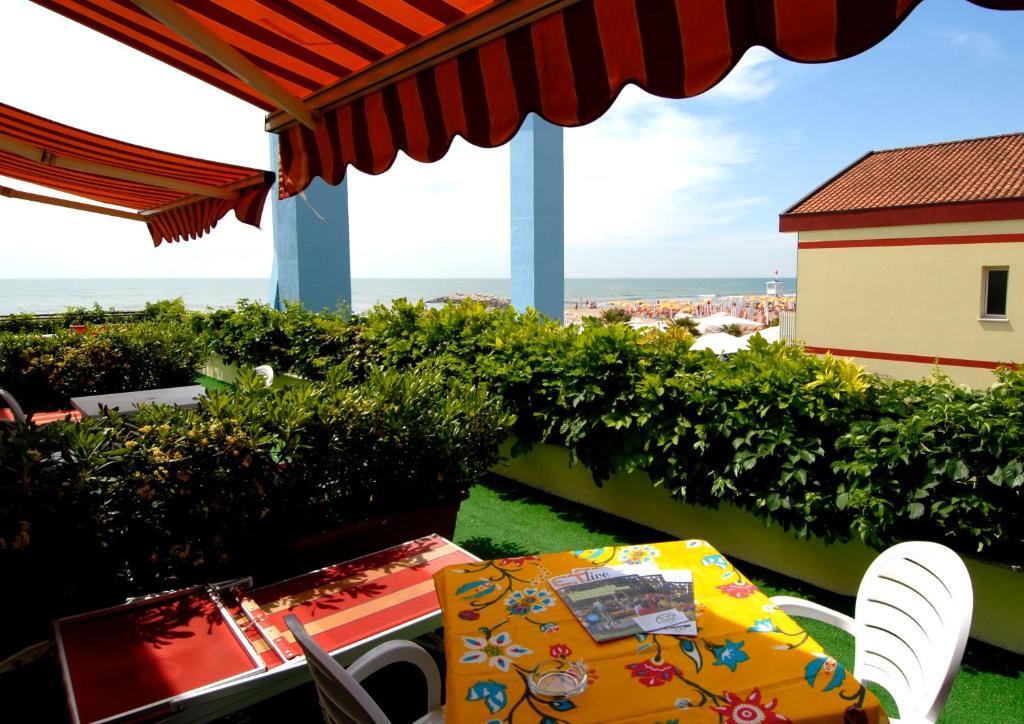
[{"xmin": 0, "ymin": 277, "xmax": 796, "ymax": 316}]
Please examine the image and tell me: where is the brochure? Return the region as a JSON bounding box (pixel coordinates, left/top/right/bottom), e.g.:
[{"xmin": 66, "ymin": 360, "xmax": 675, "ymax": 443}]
[{"xmin": 551, "ymin": 565, "xmax": 696, "ymax": 641}]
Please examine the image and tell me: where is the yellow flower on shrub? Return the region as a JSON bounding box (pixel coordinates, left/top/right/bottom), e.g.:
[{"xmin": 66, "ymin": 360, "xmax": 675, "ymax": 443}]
[{"xmin": 12, "ymin": 521, "xmax": 31, "ymax": 549}]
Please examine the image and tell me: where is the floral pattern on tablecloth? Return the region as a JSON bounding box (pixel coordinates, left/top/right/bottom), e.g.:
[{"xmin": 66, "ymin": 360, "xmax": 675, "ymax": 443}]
[{"xmin": 435, "ymin": 541, "xmax": 886, "ymax": 723}]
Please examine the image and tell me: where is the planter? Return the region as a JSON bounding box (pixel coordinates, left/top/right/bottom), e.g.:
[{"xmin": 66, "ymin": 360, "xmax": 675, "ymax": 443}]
[{"xmin": 492, "ymin": 442, "xmax": 1024, "ymax": 654}]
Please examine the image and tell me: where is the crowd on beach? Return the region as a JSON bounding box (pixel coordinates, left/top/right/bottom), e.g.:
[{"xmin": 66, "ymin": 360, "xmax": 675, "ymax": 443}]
[{"xmin": 565, "ymin": 295, "xmax": 796, "ymax": 328}]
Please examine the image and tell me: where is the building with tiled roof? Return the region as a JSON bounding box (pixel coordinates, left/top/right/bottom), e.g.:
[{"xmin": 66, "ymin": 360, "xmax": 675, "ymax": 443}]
[{"xmin": 779, "ymin": 133, "xmax": 1024, "ymax": 387}]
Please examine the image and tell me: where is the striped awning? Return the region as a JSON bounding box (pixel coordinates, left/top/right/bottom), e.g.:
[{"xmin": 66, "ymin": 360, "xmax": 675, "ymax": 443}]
[
  {"xmin": 0, "ymin": 102, "xmax": 273, "ymax": 245},
  {"xmin": 34, "ymin": 1, "xmax": 1024, "ymax": 200}
]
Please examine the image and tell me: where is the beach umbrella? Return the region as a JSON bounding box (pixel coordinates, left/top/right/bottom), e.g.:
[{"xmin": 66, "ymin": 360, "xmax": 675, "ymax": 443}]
[
  {"xmin": 696, "ymin": 313, "xmax": 761, "ymax": 334},
  {"xmin": 628, "ymin": 319, "xmax": 667, "ymax": 331},
  {"xmin": 744, "ymin": 327, "xmax": 782, "ymax": 344},
  {"xmin": 690, "ymin": 333, "xmax": 749, "ymax": 355}
]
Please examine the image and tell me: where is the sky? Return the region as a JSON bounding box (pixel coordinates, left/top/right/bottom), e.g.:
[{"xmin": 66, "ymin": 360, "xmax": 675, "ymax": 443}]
[{"xmin": 1, "ymin": 0, "xmax": 1023, "ymax": 279}]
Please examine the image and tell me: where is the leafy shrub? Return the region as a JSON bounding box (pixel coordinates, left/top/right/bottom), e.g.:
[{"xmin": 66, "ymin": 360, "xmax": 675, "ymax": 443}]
[
  {"xmin": 721, "ymin": 323, "xmax": 745, "ymax": 337},
  {"xmin": 670, "ymin": 316, "xmax": 701, "ymax": 336},
  {"xmin": 342, "ymin": 306, "xmax": 1019, "ymax": 561},
  {"xmin": 0, "ymin": 368, "xmax": 509, "ymax": 626},
  {"xmin": 0, "ymin": 321, "xmax": 204, "ymax": 411},
  {"xmin": 599, "ymin": 307, "xmax": 631, "ymax": 324},
  {"xmin": 0, "ymin": 298, "xmax": 191, "ymax": 334},
  {"xmin": 114, "ymin": 301, "xmax": 1024, "ymax": 564},
  {"xmin": 61, "ymin": 303, "xmax": 111, "ymax": 327},
  {"xmin": 0, "ymin": 312, "xmax": 50, "ymax": 334},
  {"xmin": 197, "ymin": 300, "xmax": 359, "ymax": 379}
]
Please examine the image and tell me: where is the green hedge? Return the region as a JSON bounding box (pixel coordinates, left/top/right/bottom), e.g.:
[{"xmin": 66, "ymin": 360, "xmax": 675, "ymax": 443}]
[
  {"xmin": 193, "ymin": 301, "xmax": 1023, "ymax": 565},
  {"xmin": 0, "ymin": 368, "xmax": 508, "ymax": 630},
  {"xmin": 0, "ymin": 317, "xmax": 203, "ymax": 411},
  {"xmin": 0, "ymin": 299, "xmax": 189, "ymax": 334}
]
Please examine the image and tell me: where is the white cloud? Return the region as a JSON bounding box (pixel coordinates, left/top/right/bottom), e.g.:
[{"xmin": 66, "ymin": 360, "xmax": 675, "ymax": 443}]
[
  {"xmin": 703, "ymin": 47, "xmax": 780, "ymax": 102},
  {"xmin": 347, "ymin": 141, "xmax": 509, "ymax": 277},
  {"xmin": 935, "ymin": 29, "xmax": 1000, "ymax": 59},
  {"xmin": 1, "ymin": 0, "xmax": 273, "ymax": 278},
  {"xmin": 565, "ymin": 87, "xmax": 758, "ymax": 250}
]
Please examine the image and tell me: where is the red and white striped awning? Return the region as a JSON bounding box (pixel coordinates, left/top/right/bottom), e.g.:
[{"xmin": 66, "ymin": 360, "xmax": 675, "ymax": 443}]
[
  {"xmin": 34, "ymin": 1, "xmax": 1024, "ymax": 200},
  {"xmin": 0, "ymin": 102, "xmax": 273, "ymax": 245}
]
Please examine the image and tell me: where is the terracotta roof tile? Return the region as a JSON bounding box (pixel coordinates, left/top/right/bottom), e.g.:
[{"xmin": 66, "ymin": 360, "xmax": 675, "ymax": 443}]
[{"xmin": 787, "ymin": 132, "xmax": 1024, "ymax": 215}]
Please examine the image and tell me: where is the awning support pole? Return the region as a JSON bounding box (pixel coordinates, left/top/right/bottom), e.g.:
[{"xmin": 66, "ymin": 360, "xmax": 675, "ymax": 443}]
[
  {"xmin": 130, "ymin": 0, "xmax": 317, "ymax": 130},
  {"xmin": 0, "ymin": 184, "xmax": 146, "ymax": 221},
  {"xmin": 0, "ymin": 135, "xmax": 237, "ymax": 200}
]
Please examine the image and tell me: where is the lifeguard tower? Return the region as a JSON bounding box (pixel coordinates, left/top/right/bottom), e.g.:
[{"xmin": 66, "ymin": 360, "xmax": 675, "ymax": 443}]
[{"xmin": 765, "ymin": 279, "xmax": 783, "ymax": 296}]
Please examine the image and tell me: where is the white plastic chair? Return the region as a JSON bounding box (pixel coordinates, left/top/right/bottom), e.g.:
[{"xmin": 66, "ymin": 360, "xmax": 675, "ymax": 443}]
[
  {"xmin": 283, "ymin": 614, "xmax": 444, "ymax": 724},
  {"xmin": 253, "ymin": 365, "xmax": 275, "ymax": 388},
  {"xmin": 770, "ymin": 541, "xmax": 973, "ymax": 723}
]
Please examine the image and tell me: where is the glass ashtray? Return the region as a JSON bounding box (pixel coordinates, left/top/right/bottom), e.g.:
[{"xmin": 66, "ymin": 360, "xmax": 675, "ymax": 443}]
[{"xmin": 526, "ymin": 659, "xmax": 588, "ymax": 699}]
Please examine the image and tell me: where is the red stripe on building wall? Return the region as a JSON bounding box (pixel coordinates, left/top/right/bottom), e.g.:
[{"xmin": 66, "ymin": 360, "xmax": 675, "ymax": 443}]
[
  {"xmin": 779, "ymin": 199, "xmax": 1024, "ymax": 232},
  {"xmin": 803, "ymin": 346, "xmax": 1018, "ymax": 370},
  {"xmin": 798, "ymin": 232, "xmax": 1024, "ymax": 249}
]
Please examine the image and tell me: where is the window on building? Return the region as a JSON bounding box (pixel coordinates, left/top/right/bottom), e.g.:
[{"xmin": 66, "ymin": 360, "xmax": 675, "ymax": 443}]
[{"xmin": 982, "ymin": 267, "xmax": 1009, "ymax": 318}]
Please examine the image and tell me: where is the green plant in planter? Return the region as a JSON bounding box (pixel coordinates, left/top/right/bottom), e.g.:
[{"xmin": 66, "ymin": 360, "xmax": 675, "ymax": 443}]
[
  {"xmin": 1, "ymin": 365, "xmax": 511, "ymax": 617},
  {"xmin": 0, "ymin": 321, "xmax": 204, "ymax": 411},
  {"xmin": 86, "ymin": 299, "xmax": 1024, "ymax": 567},
  {"xmin": 61, "ymin": 303, "xmax": 111, "ymax": 328}
]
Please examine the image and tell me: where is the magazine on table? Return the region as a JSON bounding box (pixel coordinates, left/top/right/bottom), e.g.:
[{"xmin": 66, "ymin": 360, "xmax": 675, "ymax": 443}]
[{"xmin": 550, "ymin": 564, "xmax": 696, "ymax": 642}]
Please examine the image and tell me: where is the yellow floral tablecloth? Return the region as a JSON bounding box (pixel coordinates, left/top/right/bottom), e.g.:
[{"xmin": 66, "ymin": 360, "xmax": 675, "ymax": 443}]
[{"xmin": 434, "ymin": 540, "xmax": 888, "ymax": 723}]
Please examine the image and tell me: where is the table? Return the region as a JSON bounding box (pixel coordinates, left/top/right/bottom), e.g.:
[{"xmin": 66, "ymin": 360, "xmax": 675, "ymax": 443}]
[
  {"xmin": 435, "ymin": 540, "xmax": 888, "ymax": 723},
  {"xmin": 57, "ymin": 534, "xmax": 477, "ymax": 723},
  {"xmin": 70, "ymin": 384, "xmax": 206, "ymax": 417}
]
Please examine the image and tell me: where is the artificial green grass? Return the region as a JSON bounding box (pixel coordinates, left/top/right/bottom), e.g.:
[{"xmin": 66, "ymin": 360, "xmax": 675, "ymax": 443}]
[
  {"xmin": 456, "ymin": 476, "xmax": 1024, "ymax": 723},
  {"xmin": 195, "ymin": 373, "xmax": 234, "ymax": 391}
]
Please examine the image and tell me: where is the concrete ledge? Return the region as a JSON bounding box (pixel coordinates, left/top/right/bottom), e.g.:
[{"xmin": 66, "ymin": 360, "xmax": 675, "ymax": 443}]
[{"xmin": 493, "ymin": 442, "xmax": 1024, "ymax": 654}]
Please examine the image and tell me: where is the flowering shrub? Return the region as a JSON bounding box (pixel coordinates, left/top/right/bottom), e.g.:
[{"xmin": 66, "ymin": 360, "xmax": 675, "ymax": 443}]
[{"xmin": 0, "ymin": 367, "xmax": 509, "ymax": 637}]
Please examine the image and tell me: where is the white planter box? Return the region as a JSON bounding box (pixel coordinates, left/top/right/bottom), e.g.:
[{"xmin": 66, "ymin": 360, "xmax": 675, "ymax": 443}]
[{"xmin": 493, "ymin": 442, "xmax": 1024, "ymax": 654}]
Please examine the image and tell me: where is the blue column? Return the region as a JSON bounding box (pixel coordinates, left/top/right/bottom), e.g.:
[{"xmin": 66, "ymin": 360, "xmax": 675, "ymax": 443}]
[
  {"xmin": 267, "ymin": 135, "xmax": 352, "ymax": 314},
  {"xmin": 511, "ymin": 115, "xmax": 564, "ymax": 322}
]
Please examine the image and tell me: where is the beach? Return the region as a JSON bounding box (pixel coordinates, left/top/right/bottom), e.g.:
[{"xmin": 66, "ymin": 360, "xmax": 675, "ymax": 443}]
[{"xmin": 0, "ymin": 278, "xmax": 796, "ymax": 319}]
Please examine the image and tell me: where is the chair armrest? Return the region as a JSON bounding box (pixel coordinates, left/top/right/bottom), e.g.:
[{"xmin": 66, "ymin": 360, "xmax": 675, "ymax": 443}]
[
  {"xmin": 769, "ymin": 595, "xmax": 858, "ymax": 635},
  {"xmin": 348, "ymin": 640, "xmax": 442, "ymax": 711}
]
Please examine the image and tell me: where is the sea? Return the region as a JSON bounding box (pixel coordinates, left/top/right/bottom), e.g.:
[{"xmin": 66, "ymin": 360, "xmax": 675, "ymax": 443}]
[{"xmin": 0, "ymin": 278, "xmax": 796, "ymax": 316}]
